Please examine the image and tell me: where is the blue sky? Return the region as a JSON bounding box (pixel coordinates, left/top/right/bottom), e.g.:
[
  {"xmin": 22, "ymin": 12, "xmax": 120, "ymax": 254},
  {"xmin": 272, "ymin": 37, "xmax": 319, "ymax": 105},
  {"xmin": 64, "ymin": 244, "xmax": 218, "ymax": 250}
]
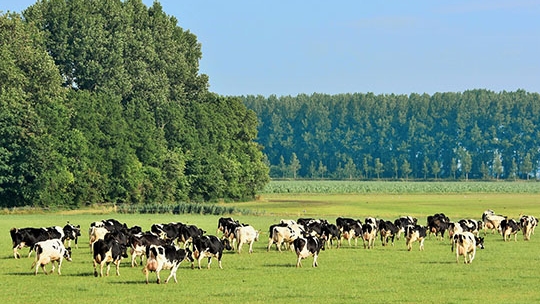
[{"xmin": 2, "ymin": 0, "xmax": 540, "ymax": 97}]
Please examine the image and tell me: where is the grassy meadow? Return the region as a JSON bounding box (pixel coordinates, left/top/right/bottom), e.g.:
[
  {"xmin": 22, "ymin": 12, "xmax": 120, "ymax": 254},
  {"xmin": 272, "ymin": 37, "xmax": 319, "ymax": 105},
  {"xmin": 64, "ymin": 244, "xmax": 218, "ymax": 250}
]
[{"xmin": 2, "ymin": 181, "xmax": 540, "ymax": 303}]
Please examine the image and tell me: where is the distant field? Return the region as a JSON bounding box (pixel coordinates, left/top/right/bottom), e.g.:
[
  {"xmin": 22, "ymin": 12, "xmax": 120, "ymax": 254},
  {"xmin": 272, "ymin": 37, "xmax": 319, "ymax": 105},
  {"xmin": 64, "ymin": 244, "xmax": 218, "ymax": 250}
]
[{"xmin": 2, "ymin": 181, "xmax": 540, "ymax": 303}]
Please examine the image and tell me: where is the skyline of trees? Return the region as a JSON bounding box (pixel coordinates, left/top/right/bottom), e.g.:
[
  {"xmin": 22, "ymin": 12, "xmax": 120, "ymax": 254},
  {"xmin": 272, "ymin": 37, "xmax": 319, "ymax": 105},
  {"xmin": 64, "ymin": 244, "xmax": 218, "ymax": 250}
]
[{"xmin": 244, "ymin": 90, "xmax": 540, "ymax": 181}]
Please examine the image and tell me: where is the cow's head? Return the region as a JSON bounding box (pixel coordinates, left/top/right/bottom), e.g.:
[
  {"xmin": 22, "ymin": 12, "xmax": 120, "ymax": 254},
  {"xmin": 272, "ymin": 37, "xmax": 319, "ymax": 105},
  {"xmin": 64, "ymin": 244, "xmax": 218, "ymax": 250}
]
[
  {"xmin": 222, "ymin": 238, "xmax": 233, "ymax": 251},
  {"xmin": 64, "ymin": 247, "xmax": 73, "ymax": 262},
  {"xmin": 475, "ymin": 236, "xmax": 485, "ymax": 249}
]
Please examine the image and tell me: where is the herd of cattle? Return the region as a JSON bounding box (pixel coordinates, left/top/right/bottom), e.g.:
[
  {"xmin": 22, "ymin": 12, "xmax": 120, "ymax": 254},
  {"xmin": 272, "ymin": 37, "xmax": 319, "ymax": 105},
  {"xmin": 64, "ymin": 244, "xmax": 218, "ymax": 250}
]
[{"xmin": 8, "ymin": 209, "xmax": 538, "ymax": 283}]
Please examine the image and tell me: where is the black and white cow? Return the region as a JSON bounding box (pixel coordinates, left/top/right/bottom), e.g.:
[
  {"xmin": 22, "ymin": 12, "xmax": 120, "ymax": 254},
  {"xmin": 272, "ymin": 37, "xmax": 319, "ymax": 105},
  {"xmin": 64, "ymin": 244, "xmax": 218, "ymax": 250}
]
[
  {"xmin": 405, "ymin": 225, "xmax": 427, "ymax": 251},
  {"xmin": 92, "ymin": 232, "xmax": 129, "ymax": 277},
  {"xmin": 519, "ymin": 215, "xmax": 537, "ymax": 241},
  {"xmin": 500, "ymin": 218, "xmax": 520, "ymax": 242},
  {"xmin": 394, "ymin": 216, "xmax": 417, "ymax": 240},
  {"xmin": 336, "ymin": 217, "xmax": 357, "ymax": 232},
  {"xmin": 379, "ymin": 220, "xmax": 399, "ymax": 246},
  {"xmin": 293, "ymin": 235, "xmax": 325, "ymax": 267},
  {"xmin": 340, "ymin": 220, "xmax": 363, "ymax": 247},
  {"xmin": 63, "ymin": 223, "xmax": 81, "ymax": 249},
  {"xmin": 458, "ymin": 219, "xmax": 480, "ymax": 235},
  {"xmin": 143, "ymin": 244, "xmax": 193, "ymax": 284},
  {"xmin": 191, "ymin": 235, "xmax": 232, "ymax": 269},
  {"xmin": 150, "ymin": 222, "xmax": 183, "ymax": 242},
  {"xmin": 178, "ymin": 224, "xmax": 205, "ymax": 249},
  {"xmin": 321, "ymin": 223, "xmax": 341, "ymax": 248},
  {"xmin": 362, "ymin": 222, "xmax": 377, "ymax": 249},
  {"xmin": 10, "ymin": 226, "xmax": 65, "ymax": 259},
  {"xmin": 451, "ymin": 231, "xmax": 485, "ymax": 264},
  {"xmin": 427, "ymin": 213, "xmax": 450, "ymax": 240},
  {"xmin": 129, "ymin": 232, "xmax": 170, "ymax": 267},
  {"xmin": 31, "ymin": 239, "xmax": 72, "ymax": 275}
]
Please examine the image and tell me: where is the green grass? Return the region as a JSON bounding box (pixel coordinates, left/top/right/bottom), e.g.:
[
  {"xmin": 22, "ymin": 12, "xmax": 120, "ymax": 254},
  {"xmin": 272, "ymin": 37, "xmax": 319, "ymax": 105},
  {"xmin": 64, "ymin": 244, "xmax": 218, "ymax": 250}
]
[{"xmin": 2, "ymin": 189, "xmax": 540, "ymax": 303}]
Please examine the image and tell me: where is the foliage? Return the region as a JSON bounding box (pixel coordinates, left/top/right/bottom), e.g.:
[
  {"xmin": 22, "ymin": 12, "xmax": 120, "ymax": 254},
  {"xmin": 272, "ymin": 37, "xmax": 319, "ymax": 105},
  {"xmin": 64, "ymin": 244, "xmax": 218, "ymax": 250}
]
[
  {"xmin": 243, "ymin": 91, "xmax": 540, "ymax": 181},
  {"xmin": 0, "ymin": 1, "xmax": 269, "ymax": 208}
]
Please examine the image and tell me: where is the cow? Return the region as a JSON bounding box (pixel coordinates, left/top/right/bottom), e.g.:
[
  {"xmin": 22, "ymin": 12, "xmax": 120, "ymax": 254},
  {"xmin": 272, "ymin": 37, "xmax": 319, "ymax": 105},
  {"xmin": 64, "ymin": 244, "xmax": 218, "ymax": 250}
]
[
  {"xmin": 427, "ymin": 213, "xmax": 450, "ymax": 240},
  {"xmin": 519, "ymin": 215, "xmax": 538, "ymax": 241},
  {"xmin": 321, "ymin": 223, "xmax": 341, "ymax": 248},
  {"xmin": 267, "ymin": 223, "xmax": 300, "ymax": 252},
  {"xmin": 63, "ymin": 223, "xmax": 81, "ymax": 249},
  {"xmin": 129, "ymin": 232, "xmax": 170, "ymax": 267},
  {"xmin": 336, "ymin": 217, "xmax": 357, "ymax": 232},
  {"xmin": 151, "ymin": 222, "xmax": 183, "ymax": 242},
  {"xmin": 293, "ymin": 235, "xmax": 325, "ymax": 267},
  {"xmin": 235, "ymin": 225, "xmax": 259, "ymax": 253},
  {"xmin": 340, "ymin": 220, "xmax": 363, "ymax": 247},
  {"xmin": 482, "ymin": 210, "xmax": 506, "ymax": 235},
  {"xmin": 379, "ymin": 220, "xmax": 399, "ymax": 246},
  {"xmin": 143, "ymin": 244, "xmax": 193, "ymax": 284},
  {"xmin": 10, "ymin": 226, "xmax": 65, "ymax": 259},
  {"xmin": 89, "ymin": 226, "xmax": 109, "ymax": 249},
  {"xmin": 362, "ymin": 222, "xmax": 377, "ymax": 249},
  {"xmin": 500, "ymin": 218, "xmax": 519, "ymax": 242},
  {"xmin": 217, "ymin": 217, "xmax": 240, "ymax": 234},
  {"xmin": 92, "ymin": 232, "xmax": 129, "ymax": 277},
  {"xmin": 394, "ymin": 216, "xmax": 417, "ymax": 240},
  {"xmin": 451, "ymin": 231, "xmax": 485, "ymax": 264},
  {"xmin": 191, "ymin": 235, "xmax": 232, "ymax": 269},
  {"xmin": 177, "ymin": 224, "xmax": 205, "ymax": 249},
  {"xmin": 30, "ymin": 239, "xmax": 72, "ymax": 275},
  {"xmin": 405, "ymin": 225, "xmax": 427, "ymax": 251},
  {"xmin": 457, "ymin": 219, "xmax": 480, "ymax": 235},
  {"xmin": 305, "ymin": 219, "xmax": 329, "ymax": 237}
]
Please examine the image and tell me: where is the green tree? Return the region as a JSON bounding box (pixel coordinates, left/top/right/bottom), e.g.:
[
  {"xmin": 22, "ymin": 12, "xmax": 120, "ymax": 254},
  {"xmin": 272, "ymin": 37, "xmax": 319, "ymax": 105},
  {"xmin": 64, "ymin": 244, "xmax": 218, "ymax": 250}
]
[
  {"xmin": 432, "ymin": 160, "xmax": 440, "ymax": 179},
  {"xmin": 289, "ymin": 153, "xmax": 301, "ymax": 179}
]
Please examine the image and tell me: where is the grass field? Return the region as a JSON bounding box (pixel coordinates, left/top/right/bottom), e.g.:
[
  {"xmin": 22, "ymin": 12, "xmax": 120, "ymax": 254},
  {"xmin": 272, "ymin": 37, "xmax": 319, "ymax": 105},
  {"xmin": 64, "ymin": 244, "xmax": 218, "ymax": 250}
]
[{"xmin": 2, "ymin": 185, "xmax": 540, "ymax": 303}]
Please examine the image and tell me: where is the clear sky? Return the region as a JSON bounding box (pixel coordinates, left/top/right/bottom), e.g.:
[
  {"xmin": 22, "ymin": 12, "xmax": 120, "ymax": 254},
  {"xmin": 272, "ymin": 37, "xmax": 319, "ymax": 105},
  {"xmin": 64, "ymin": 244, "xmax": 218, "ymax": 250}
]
[{"xmin": 2, "ymin": 0, "xmax": 540, "ymax": 97}]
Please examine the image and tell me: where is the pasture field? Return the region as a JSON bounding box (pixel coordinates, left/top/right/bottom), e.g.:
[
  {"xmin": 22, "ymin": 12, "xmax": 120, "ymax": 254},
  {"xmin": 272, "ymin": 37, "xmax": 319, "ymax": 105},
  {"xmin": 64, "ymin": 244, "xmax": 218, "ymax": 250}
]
[{"xmin": 2, "ymin": 189, "xmax": 540, "ymax": 303}]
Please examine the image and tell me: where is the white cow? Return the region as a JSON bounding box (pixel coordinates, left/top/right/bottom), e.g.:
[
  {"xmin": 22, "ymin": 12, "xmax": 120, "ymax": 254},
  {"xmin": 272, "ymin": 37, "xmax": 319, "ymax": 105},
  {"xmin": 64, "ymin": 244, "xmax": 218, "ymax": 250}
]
[
  {"xmin": 235, "ymin": 225, "xmax": 259, "ymax": 254},
  {"xmin": 143, "ymin": 244, "xmax": 193, "ymax": 284},
  {"xmin": 451, "ymin": 231, "xmax": 485, "ymax": 264},
  {"xmin": 31, "ymin": 239, "xmax": 72, "ymax": 275}
]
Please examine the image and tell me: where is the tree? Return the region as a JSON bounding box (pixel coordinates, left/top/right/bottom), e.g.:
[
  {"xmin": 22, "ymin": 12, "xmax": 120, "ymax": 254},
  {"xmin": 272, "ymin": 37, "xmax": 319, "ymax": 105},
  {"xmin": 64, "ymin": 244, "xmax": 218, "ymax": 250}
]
[
  {"xmin": 401, "ymin": 159, "xmax": 412, "ymax": 180},
  {"xmin": 521, "ymin": 153, "xmax": 533, "ymax": 180},
  {"xmin": 432, "ymin": 160, "xmax": 440, "ymax": 179},
  {"xmin": 289, "ymin": 153, "xmax": 301, "ymax": 179},
  {"xmin": 462, "ymin": 151, "xmax": 472, "ymax": 181},
  {"xmin": 374, "ymin": 158, "xmax": 384, "ymax": 179},
  {"xmin": 493, "ymin": 152, "xmax": 503, "ymax": 180}
]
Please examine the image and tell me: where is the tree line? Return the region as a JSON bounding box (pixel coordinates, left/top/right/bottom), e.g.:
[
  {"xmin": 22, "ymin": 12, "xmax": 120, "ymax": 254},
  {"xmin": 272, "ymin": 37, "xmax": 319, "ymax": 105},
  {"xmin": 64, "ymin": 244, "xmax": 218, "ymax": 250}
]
[
  {"xmin": 243, "ymin": 90, "xmax": 540, "ymax": 181},
  {"xmin": 0, "ymin": 0, "xmax": 269, "ymax": 209}
]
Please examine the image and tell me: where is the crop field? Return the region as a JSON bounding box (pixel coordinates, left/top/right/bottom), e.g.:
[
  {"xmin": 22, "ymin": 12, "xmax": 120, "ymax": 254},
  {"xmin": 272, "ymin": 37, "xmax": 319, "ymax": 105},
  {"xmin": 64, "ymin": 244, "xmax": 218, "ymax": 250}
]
[{"xmin": 2, "ymin": 181, "xmax": 540, "ymax": 303}]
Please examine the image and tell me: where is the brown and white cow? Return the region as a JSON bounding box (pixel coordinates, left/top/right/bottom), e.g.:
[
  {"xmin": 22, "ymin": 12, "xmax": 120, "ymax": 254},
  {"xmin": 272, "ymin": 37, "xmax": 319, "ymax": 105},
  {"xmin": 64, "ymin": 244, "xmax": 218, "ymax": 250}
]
[
  {"xmin": 451, "ymin": 231, "xmax": 485, "ymax": 264},
  {"xmin": 362, "ymin": 222, "xmax": 377, "ymax": 249},
  {"xmin": 482, "ymin": 210, "xmax": 506, "ymax": 235},
  {"xmin": 31, "ymin": 239, "xmax": 72, "ymax": 275}
]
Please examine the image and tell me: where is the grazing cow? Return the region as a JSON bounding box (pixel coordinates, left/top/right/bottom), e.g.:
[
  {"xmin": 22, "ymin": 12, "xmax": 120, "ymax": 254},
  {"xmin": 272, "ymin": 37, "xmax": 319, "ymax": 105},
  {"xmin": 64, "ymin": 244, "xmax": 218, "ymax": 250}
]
[
  {"xmin": 92, "ymin": 233, "xmax": 129, "ymax": 277},
  {"xmin": 235, "ymin": 225, "xmax": 259, "ymax": 253},
  {"xmin": 143, "ymin": 244, "xmax": 193, "ymax": 284},
  {"xmin": 151, "ymin": 222, "xmax": 183, "ymax": 242},
  {"xmin": 451, "ymin": 231, "xmax": 485, "ymax": 264},
  {"xmin": 31, "ymin": 239, "xmax": 72, "ymax": 275},
  {"xmin": 394, "ymin": 216, "xmax": 417, "ymax": 240},
  {"xmin": 405, "ymin": 225, "xmax": 427, "ymax": 251},
  {"xmin": 482, "ymin": 210, "xmax": 506, "ymax": 235},
  {"xmin": 458, "ymin": 219, "xmax": 480, "ymax": 235},
  {"xmin": 362, "ymin": 222, "xmax": 377, "ymax": 249},
  {"xmin": 176, "ymin": 224, "xmax": 205, "ymax": 249},
  {"xmin": 89, "ymin": 226, "xmax": 109, "ymax": 249},
  {"xmin": 336, "ymin": 217, "xmax": 357, "ymax": 232},
  {"xmin": 267, "ymin": 224, "xmax": 300, "ymax": 252},
  {"xmin": 129, "ymin": 232, "xmax": 170, "ymax": 267},
  {"xmin": 63, "ymin": 223, "xmax": 81, "ymax": 249},
  {"xmin": 379, "ymin": 220, "xmax": 399, "ymax": 246},
  {"xmin": 500, "ymin": 218, "xmax": 519, "ymax": 242},
  {"xmin": 191, "ymin": 235, "xmax": 232, "ymax": 269},
  {"xmin": 322, "ymin": 223, "xmax": 341, "ymax": 248},
  {"xmin": 10, "ymin": 226, "xmax": 65, "ymax": 259},
  {"xmin": 293, "ymin": 235, "xmax": 325, "ymax": 267},
  {"xmin": 427, "ymin": 213, "xmax": 450, "ymax": 240},
  {"xmin": 519, "ymin": 215, "xmax": 538, "ymax": 241},
  {"xmin": 341, "ymin": 220, "xmax": 363, "ymax": 247}
]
